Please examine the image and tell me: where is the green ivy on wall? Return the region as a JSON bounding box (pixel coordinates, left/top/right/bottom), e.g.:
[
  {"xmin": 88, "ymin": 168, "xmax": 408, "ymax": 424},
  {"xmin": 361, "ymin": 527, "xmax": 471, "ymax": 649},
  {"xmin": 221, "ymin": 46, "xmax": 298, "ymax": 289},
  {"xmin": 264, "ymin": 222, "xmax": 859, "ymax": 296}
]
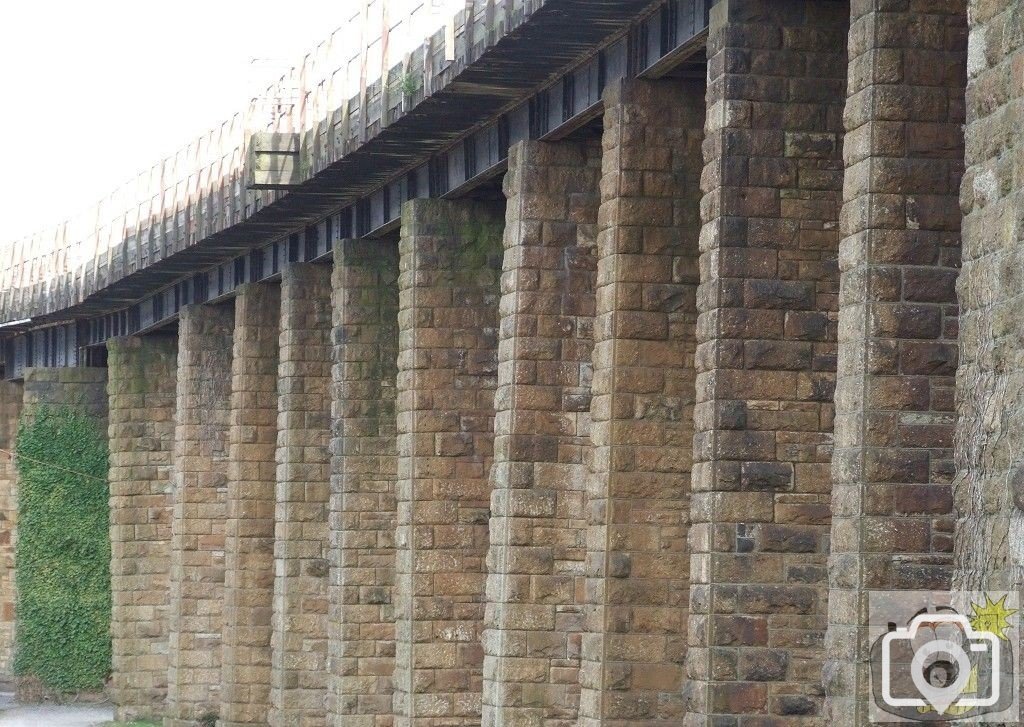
[{"xmin": 14, "ymin": 405, "xmax": 111, "ymax": 692}]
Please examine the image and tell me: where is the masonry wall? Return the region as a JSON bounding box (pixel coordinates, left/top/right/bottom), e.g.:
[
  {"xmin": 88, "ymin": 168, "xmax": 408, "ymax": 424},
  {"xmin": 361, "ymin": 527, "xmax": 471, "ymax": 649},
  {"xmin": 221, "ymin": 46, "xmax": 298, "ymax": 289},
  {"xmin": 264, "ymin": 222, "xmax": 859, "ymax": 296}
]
[
  {"xmin": 483, "ymin": 139, "xmax": 600, "ymax": 727},
  {"xmin": 0, "ymin": 380, "xmax": 23, "ymax": 685},
  {"xmin": 107, "ymin": 336, "xmax": 177, "ymax": 720},
  {"xmin": 17, "ymin": 367, "xmax": 109, "ymax": 699},
  {"xmin": 329, "ymin": 238, "xmax": 400, "ymax": 727},
  {"xmin": 395, "ymin": 199, "xmax": 504, "ymax": 727},
  {"xmin": 22, "ymin": 368, "xmax": 109, "ymax": 423}
]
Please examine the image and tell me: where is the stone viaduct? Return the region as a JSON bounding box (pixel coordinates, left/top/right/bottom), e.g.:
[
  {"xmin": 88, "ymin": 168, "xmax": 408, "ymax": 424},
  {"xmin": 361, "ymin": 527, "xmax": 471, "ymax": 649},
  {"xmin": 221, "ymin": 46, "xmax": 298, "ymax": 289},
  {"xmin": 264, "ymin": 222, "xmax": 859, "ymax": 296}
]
[{"xmin": 0, "ymin": 0, "xmax": 1017, "ymax": 724}]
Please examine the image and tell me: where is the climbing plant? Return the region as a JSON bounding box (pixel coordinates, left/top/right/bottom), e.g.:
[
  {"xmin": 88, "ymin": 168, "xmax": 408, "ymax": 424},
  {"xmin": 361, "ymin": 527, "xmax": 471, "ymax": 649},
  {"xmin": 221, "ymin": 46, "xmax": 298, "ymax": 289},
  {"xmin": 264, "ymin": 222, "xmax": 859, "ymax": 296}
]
[{"xmin": 14, "ymin": 405, "xmax": 111, "ymax": 692}]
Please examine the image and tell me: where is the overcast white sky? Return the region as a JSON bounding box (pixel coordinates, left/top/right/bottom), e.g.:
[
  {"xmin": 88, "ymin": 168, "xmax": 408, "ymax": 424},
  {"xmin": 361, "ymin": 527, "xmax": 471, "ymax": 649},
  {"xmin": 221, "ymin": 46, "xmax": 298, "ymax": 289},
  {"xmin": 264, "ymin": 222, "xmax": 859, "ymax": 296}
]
[{"xmin": 0, "ymin": 1, "xmax": 345, "ymax": 242}]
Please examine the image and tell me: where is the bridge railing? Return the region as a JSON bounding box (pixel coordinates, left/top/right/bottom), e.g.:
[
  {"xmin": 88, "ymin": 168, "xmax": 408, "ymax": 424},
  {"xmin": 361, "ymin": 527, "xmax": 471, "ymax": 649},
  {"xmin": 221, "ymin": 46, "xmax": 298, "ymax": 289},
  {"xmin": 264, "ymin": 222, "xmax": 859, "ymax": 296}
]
[{"xmin": 0, "ymin": 0, "xmax": 532, "ymax": 325}]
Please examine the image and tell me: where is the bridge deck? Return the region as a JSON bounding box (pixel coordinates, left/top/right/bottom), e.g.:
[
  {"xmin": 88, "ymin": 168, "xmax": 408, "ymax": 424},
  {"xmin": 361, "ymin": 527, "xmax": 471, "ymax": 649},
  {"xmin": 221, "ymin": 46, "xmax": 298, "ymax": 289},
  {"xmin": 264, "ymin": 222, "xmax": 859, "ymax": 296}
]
[{"xmin": 0, "ymin": 0, "xmax": 709, "ymax": 379}]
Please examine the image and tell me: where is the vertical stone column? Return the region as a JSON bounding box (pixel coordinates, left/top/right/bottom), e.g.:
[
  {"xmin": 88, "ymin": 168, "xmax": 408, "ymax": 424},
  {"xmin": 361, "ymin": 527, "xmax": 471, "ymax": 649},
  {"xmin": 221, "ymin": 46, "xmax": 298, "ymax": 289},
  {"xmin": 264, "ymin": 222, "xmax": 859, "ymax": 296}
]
[
  {"xmin": 107, "ymin": 336, "xmax": 177, "ymax": 720},
  {"xmin": 579, "ymin": 78, "xmax": 703, "ymax": 727},
  {"xmin": 954, "ymin": 0, "xmax": 1019, "ymax": 641},
  {"xmin": 395, "ymin": 199, "xmax": 503, "ymax": 727},
  {"xmin": 328, "ymin": 238, "xmax": 399, "ymax": 727},
  {"xmin": 483, "ymin": 139, "xmax": 600, "ymax": 727},
  {"xmin": 825, "ymin": 3, "xmax": 966, "ymax": 724},
  {"xmin": 167, "ymin": 303, "xmax": 234, "ymax": 727},
  {"xmin": 688, "ymin": 1, "xmax": 847, "ymax": 724},
  {"xmin": 0, "ymin": 380, "xmax": 23, "ymax": 686},
  {"xmin": 221, "ymin": 284, "xmax": 280, "ymax": 727},
  {"xmin": 270, "ymin": 263, "xmax": 333, "ymax": 726}
]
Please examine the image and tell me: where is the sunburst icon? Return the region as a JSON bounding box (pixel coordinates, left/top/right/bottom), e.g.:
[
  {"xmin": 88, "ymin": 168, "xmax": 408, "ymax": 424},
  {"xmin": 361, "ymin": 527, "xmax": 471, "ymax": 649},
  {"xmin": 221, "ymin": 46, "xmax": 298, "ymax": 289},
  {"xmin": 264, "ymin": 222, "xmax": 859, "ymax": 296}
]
[{"xmin": 969, "ymin": 594, "xmax": 1018, "ymax": 641}]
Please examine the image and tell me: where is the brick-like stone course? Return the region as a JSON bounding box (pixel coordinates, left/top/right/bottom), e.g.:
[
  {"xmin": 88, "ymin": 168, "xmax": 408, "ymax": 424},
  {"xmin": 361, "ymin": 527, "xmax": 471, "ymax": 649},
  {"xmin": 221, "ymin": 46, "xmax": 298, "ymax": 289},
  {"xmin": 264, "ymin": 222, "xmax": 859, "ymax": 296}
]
[
  {"xmin": 166, "ymin": 304, "xmax": 234, "ymax": 727},
  {"xmin": 688, "ymin": 1, "xmax": 847, "ymax": 723},
  {"xmin": 221, "ymin": 284, "xmax": 280, "ymax": 727},
  {"xmin": 107, "ymin": 336, "xmax": 177, "ymax": 721},
  {"xmin": 329, "ymin": 239, "xmax": 400, "ymax": 727},
  {"xmin": 580, "ymin": 77, "xmax": 703, "ymax": 727},
  {"xmin": 270, "ymin": 263, "xmax": 333, "ymax": 727},
  {"xmin": 483, "ymin": 139, "xmax": 600, "ymax": 727},
  {"xmin": 395, "ymin": 199, "xmax": 503, "ymax": 727},
  {"xmin": 825, "ymin": 2, "xmax": 967, "ymax": 723},
  {"xmin": 0, "ymin": 380, "xmax": 22, "ymax": 686}
]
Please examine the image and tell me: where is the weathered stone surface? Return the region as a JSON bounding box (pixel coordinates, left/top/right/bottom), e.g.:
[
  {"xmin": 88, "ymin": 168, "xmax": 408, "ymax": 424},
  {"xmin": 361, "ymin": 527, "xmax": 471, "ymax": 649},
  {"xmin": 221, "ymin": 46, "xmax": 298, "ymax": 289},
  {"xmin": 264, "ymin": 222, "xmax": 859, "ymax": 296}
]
[
  {"xmin": 221, "ymin": 284, "xmax": 280, "ymax": 727},
  {"xmin": 13, "ymin": 7, "xmax": 1009, "ymax": 727},
  {"xmin": 688, "ymin": 1, "xmax": 848, "ymax": 724},
  {"xmin": 581, "ymin": 77, "xmax": 703, "ymax": 727},
  {"xmin": 395, "ymin": 199, "xmax": 503, "ymax": 727},
  {"xmin": 22, "ymin": 367, "xmax": 109, "ymax": 423},
  {"xmin": 166, "ymin": 304, "xmax": 234, "ymax": 727},
  {"xmin": 270, "ymin": 263, "xmax": 333, "ymax": 727},
  {"xmin": 953, "ymin": 0, "xmax": 1023, "ymax": 633},
  {"xmin": 483, "ymin": 138, "xmax": 600, "ymax": 727},
  {"xmin": 825, "ymin": 2, "xmax": 966, "ymax": 724},
  {"xmin": 0, "ymin": 381, "xmax": 22, "ymax": 687},
  {"xmin": 328, "ymin": 238, "xmax": 399, "ymax": 727},
  {"xmin": 108, "ymin": 337, "xmax": 176, "ymax": 721}
]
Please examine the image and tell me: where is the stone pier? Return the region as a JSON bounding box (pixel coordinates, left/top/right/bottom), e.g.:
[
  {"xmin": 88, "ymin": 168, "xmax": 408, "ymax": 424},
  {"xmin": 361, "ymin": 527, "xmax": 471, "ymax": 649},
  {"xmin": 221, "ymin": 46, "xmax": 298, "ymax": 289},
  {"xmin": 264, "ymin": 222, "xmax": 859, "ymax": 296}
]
[
  {"xmin": 953, "ymin": 0, "xmax": 1023, "ymax": 613},
  {"xmin": 107, "ymin": 336, "xmax": 177, "ymax": 720},
  {"xmin": 395, "ymin": 199, "xmax": 503, "ymax": 727},
  {"xmin": 329, "ymin": 238, "xmax": 400, "ymax": 727},
  {"xmin": 483, "ymin": 138, "xmax": 600, "ymax": 727},
  {"xmin": 270, "ymin": 263, "xmax": 333, "ymax": 726},
  {"xmin": 221, "ymin": 284, "xmax": 280, "ymax": 727},
  {"xmin": 825, "ymin": 2, "xmax": 967, "ymax": 723},
  {"xmin": 166, "ymin": 304, "xmax": 235, "ymax": 727},
  {"xmin": 688, "ymin": 1, "xmax": 847, "ymax": 723},
  {"xmin": 581, "ymin": 76, "xmax": 703, "ymax": 727}
]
